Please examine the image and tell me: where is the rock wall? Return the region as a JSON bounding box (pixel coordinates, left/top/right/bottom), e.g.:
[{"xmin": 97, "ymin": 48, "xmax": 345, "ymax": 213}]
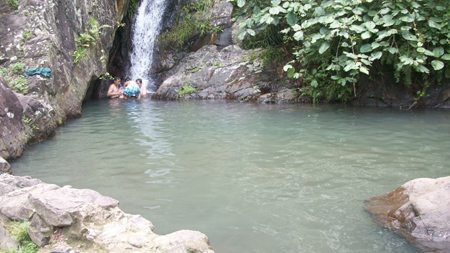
[
  {"xmin": 0, "ymin": 0, "xmax": 128, "ymax": 160},
  {"xmin": 0, "ymin": 174, "xmax": 214, "ymax": 253},
  {"xmin": 153, "ymin": 0, "xmax": 300, "ymax": 103},
  {"xmin": 365, "ymin": 176, "xmax": 450, "ymax": 252}
]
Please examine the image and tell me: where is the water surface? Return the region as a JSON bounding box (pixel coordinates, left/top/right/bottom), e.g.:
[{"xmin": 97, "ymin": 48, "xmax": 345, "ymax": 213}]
[{"xmin": 13, "ymin": 100, "xmax": 450, "ymax": 253}]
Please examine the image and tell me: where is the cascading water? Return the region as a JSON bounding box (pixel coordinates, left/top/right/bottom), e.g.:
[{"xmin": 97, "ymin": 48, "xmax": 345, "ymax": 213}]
[{"xmin": 128, "ymin": 0, "xmax": 168, "ymax": 92}]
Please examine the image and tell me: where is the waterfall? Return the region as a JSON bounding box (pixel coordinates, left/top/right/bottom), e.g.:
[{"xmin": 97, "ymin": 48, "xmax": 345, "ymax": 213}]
[{"xmin": 128, "ymin": 0, "xmax": 167, "ymax": 92}]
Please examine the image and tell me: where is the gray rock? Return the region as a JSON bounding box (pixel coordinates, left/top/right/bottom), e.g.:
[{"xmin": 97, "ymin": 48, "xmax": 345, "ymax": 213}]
[
  {"xmin": 153, "ymin": 230, "xmax": 214, "ymax": 253},
  {"xmin": 0, "ymin": 214, "xmax": 18, "ymax": 251},
  {"xmin": 0, "ymin": 174, "xmax": 215, "ymax": 252},
  {"xmin": 0, "ymin": 81, "xmax": 26, "ymax": 159},
  {"xmin": 366, "ymin": 176, "xmax": 450, "ymax": 252},
  {"xmin": 29, "ymin": 213, "xmax": 52, "ymax": 246},
  {"xmin": 0, "ymin": 156, "xmax": 11, "ymax": 174},
  {"xmin": 29, "ymin": 186, "xmax": 119, "ymax": 227},
  {"xmin": 154, "ymin": 45, "xmax": 273, "ymax": 101}
]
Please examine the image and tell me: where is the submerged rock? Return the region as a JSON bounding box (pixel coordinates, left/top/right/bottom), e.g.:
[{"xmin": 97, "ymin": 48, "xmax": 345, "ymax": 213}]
[
  {"xmin": 0, "ymin": 174, "xmax": 214, "ymax": 253},
  {"xmin": 365, "ymin": 176, "xmax": 450, "ymax": 252}
]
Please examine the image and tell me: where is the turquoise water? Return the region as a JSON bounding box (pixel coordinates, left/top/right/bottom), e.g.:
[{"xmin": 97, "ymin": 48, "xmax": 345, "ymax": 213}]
[{"xmin": 13, "ymin": 99, "xmax": 450, "ymax": 253}]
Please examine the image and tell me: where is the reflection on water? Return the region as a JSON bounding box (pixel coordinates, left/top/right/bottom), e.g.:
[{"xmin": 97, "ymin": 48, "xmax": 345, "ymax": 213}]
[{"xmin": 13, "ymin": 100, "xmax": 450, "ymax": 253}]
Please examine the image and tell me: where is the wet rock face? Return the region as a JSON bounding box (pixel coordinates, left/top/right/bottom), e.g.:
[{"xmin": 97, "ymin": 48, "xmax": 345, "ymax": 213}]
[
  {"xmin": 366, "ymin": 176, "xmax": 450, "ymax": 252},
  {"xmin": 0, "ymin": 0, "xmax": 127, "ymax": 159},
  {"xmin": 0, "ymin": 81, "xmax": 26, "ymax": 159},
  {"xmin": 0, "ymin": 174, "xmax": 215, "ymax": 253}
]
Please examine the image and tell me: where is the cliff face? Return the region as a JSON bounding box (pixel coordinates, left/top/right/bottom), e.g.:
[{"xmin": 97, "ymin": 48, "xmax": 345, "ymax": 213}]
[{"xmin": 0, "ymin": 0, "xmax": 127, "ymax": 160}]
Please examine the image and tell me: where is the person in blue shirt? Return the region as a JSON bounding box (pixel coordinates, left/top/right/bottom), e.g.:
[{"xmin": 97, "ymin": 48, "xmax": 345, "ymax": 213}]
[{"xmin": 123, "ymin": 79, "xmax": 141, "ymax": 98}]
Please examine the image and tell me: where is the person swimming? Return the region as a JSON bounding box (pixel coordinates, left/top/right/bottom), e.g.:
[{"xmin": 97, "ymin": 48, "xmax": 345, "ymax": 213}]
[
  {"xmin": 123, "ymin": 79, "xmax": 141, "ymax": 98},
  {"xmin": 107, "ymin": 77, "xmax": 123, "ymax": 99},
  {"xmin": 136, "ymin": 79, "xmax": 147, "ymax": 97}
]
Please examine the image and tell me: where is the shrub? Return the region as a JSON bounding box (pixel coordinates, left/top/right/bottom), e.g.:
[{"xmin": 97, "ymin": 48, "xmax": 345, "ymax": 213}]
[
  {"xmin": 233, "ymin": 0, "xmax": 450, "ymax": 103},
  {"xmin": 8, "ymin": 0, "xmax": 18, "ymax": 10},
  {"xmin": 5, "ymin": 221, "xmax": 39, "ymax": 253},
  {"xmin": 72, "ymin": 17, "xmax": 111, "ymax": 64},
  {"xmin": 177, "ymin": 84, "xmax": 196, "ymax": 97}
]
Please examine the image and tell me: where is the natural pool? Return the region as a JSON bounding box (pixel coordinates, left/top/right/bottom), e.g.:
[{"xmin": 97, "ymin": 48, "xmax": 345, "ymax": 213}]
[{"xmin": 13, "ymin": 99, "xmax": 450, "ymax": 253}]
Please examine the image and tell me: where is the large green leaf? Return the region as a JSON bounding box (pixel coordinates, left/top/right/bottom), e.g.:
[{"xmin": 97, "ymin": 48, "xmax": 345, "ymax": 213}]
[
  {"xmin": 319, "ymin": 42, "xmax": 330, "ymax": 54},
  {"xmin": 286, "ymin": 12, "xmax": 298, "ymax": 26},
  {"xmin": 293, "ymin": 31, "xmax": 304, "ymax": 41},
  {"xmin": 370, "ymin": 51, "xmax": 383, "ymax": 61},
  {"xmin": 382, "ymin": 15, "xmax": 395, "ymax": 27},
  {"xmin": 433, "ymin": 47, "xmax": 444, "ymax": 58},
  {"xmin": 361, "ymin": 32, "xmax": 371, "ymax": 40},
  {"xmin": 431, "ymin": 60, "xmax": 444, "ymax": 70},
  {"xmin": 237, "ymin": 0, "xmax": 245, "ymax": 8},
  {"xmin": 360, "ymin": 44, "xmax": 372, "ymax": 53},
  {"xmin": 401, "ymin": 31, "xmax": 417, "ymax": 41}
]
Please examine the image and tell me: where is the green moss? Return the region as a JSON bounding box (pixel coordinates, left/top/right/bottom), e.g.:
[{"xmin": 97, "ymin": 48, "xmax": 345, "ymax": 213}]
[
  {"xmin": 21, "ymin": 31, "xmax": 32, "ymax": 44},
  {"xmin": 177, "ymin": 84, "xmax": 196, "ymax": 97},
  {"xmin": 158, "ymin": 0, "xmax": 221, "ymax": 49},
  {"xmin": 10, "ymin": 63, "xmax": 25, "ymax": 75},
  {"xmin": 0, "ymin": 67, "xmax": 8, "ymax": 77},
  {"xmin": 0, "ymin": 64, "xmax": 28, "ymax": 94},
  {"xmin": 7, "ymin": 0, "xmax": 18, "ymax": 10},
  {"xmin": 11, "ymin": 76, "xmax": 28, "ymax": 94}
]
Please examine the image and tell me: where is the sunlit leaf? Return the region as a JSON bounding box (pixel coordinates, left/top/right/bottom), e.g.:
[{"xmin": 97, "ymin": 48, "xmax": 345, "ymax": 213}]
[
  {"xmin": 431, "ymin": 60, "xmax": 444, "ymax": 70},
  {"xmin": 237, "ymin": 0, "xmax": 245, "ymax": 8},
  {"xmin": 319, "ymin": 42, "xmax": 330, "ymax": 54}
]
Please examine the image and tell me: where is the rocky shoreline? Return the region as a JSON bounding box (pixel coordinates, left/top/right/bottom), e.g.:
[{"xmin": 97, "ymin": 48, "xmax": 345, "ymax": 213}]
[{"xmin": 0, "ymin": 174, "xmax": 214, "ymax": 253}]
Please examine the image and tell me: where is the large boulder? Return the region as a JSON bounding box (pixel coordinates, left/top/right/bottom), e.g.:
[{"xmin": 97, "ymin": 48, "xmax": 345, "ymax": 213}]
[
  {"xmin": 0, "ymin": 174, "xmax": 214, "ymax": 253},
  {"xmin": 365, "ymin": 176, "xmax": 450, "ymax": 252},
  {"xmin": 154, "ymin": 45, "xmax": 298, "ymax": 103}
]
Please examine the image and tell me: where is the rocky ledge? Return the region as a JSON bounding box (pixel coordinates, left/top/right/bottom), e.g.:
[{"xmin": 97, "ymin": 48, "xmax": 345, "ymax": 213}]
[
  {"xmin": 153, "ymin": 45, "xmax": 300, "ymax": 104},
  {"xmin": 365, "ymin": 176, "xmax": 450, "ymax": 253},
  {"xmin": 0, "ymin": 174, "xmax": 214, "ymax": 253}
]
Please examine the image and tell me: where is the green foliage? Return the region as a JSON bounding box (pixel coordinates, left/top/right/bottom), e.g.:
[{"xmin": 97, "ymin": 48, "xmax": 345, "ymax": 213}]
[
  {"xmin": 233, "ymin": 0, "xmax": 450, "ymax": 103},
  {"xmin": 22, "ymin": 115, "xmax": 38, "ymax": 131},
  {"xmin": 73, "ymin": 47, "xmax": 87, "ymax": 64},
  {"xmin": 73, "ymin": 17, "xmax": 111, "ymax": 64},
  {"xmin": 3, "ymin": 221, "xmax": 39, "ymax": 253},
  {"xmin": 7, "ymin": 0, "xmax": 18, "ymax": 10},
  {"xmin": 0, "ymin": 67, "xmax": 8, "ymax": 77},
  {"xmin": 177, "ymin": 84, "xmax": 197, "ymax": 97},
  {"xmin": 99, "ymin": 72, "xmax": 114, "ymax": 80},
  {"xmin": 21, "ymin": 31, "xmax": 32, "ymax": 44},
  {"xmin": 10, "ymin": 63, "xmax": 25, "ymax": 75},
  {"xmin": 0, "ymin": 64, "xmax": 28, "ymax": 94},
  {"xmin": 129, "ymin": 0, "xmax": 140, "ymax": 15},
  {"xmin": 12, "ymin": 76, "xmax": 28, "ymax": 94},
  {"xmin": 159, "ymin": 0, "xmax": 221, "ymax": 49}
]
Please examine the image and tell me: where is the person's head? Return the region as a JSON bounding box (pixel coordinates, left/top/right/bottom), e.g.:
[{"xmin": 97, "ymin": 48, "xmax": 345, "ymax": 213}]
[
  {"xmin": 113, "ymin": 77, "xmax": 121, "ymax": 85},
  {"xmin": 136, "ymin": 79, "xmax": 142, "ymax": 87}
]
